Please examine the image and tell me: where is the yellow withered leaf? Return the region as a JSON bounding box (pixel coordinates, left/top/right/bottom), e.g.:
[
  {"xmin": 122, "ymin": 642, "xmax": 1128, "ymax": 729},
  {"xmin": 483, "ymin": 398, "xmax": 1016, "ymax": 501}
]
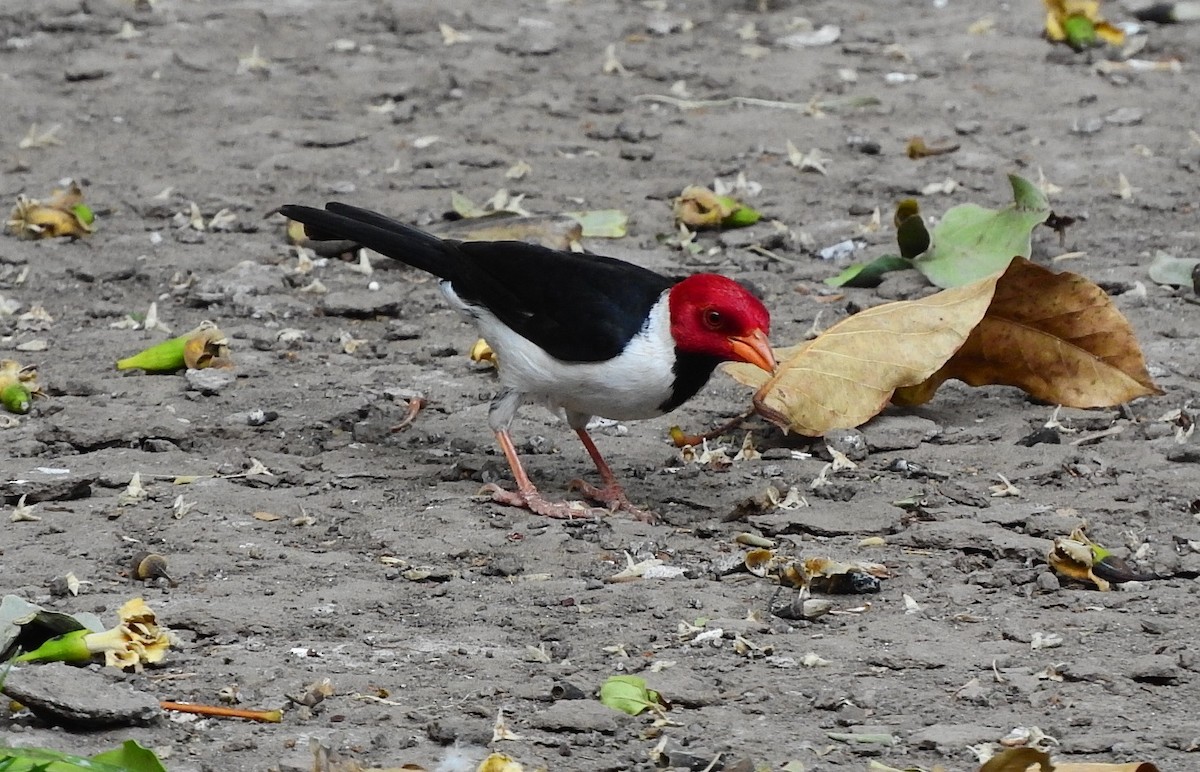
[
  {"xmin": 1044, "ymin": 0, "xmax": 1125, "ymax": 49},
  {"xmin": 6, "ymin": 181, "xmax": 94, "ymax": 240},
  {"xmin": 726, "ymin": 271, "xmax": 999, "ymax": 436},
  {"xmin": 893, "ymin": 259, "xmax": 1161, "ymax": 407}
]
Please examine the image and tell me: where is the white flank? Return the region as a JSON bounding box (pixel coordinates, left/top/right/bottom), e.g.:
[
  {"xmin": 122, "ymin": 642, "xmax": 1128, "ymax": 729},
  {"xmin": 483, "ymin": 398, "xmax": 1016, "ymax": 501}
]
[{"xmin": 443, "ymin": 283, "xmax": 678, "ymax": 421}]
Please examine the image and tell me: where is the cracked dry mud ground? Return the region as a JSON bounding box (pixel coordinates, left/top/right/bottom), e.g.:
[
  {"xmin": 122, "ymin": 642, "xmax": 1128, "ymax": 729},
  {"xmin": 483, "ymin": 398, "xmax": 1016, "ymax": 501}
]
[{"xmin": 2, "ymin": 1, "xmax": 1200, "ymax": 770}]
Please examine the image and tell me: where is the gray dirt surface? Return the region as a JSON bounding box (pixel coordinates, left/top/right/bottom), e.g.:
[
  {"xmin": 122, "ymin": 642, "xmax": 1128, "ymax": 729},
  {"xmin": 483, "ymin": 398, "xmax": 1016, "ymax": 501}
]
[{"xmin": 2, "ymin": 0, "xmax": 1200, "ymax": 770}]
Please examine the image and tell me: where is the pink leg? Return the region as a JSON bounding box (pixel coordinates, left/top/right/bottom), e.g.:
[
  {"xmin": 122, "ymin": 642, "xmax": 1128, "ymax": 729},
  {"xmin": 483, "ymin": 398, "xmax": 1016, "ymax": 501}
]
[
  {"xmin": 568, "ymin": 429, "xmax": 659, "ymax": 524},
  {"xmin": 482, "ymin": 430, "xmax": 599, "ymax": 520}
]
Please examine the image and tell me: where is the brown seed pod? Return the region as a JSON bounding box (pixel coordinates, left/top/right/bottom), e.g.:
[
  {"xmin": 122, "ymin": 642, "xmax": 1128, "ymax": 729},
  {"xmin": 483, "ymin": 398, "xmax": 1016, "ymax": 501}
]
[{"xmin": 131, "ymin": 551, "xmax": 178, "ymax": 587}]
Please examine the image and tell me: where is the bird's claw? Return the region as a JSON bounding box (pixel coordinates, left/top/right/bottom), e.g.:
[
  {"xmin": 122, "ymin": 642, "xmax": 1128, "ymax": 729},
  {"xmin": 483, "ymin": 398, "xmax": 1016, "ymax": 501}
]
[
  {"xmin": 480, "ymin": 483, "xmax": 602, "ymax": 520},
  {"xmin": 567, "ymin": 479, "xmax": 659, "ymax": 524}
]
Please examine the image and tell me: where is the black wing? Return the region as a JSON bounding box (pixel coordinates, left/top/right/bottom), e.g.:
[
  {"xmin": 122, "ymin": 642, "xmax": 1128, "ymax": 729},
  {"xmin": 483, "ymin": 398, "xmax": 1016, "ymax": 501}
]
[{"xmin": 278, "ymin": 203, "xmax": 674, "ymax": 362}]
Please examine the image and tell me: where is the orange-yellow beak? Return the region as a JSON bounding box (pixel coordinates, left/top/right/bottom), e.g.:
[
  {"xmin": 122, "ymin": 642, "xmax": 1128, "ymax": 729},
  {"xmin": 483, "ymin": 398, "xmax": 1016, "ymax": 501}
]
[{"xmin": 728, "ymin": 328, "xmax": 776, "ymax": 373}]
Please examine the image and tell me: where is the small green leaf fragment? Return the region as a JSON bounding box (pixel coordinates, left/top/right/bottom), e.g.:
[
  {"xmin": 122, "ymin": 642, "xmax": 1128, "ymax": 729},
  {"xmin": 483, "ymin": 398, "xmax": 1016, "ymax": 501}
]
[
  {"xmin": 1, "ymin": 382, "xmax": 31, "ymax": 414},
  {"xmin": 1148, "ymin": 251, "xmax": 1200, "ymax": 287},
  {"xmin": 716, "ymin": 196, "xmax": 761, "ymax": 228},
  {"xmin": 70, "ymin": 204, "xmax": 95, "ymax": 226},
  {"xmin": 825, "ymin": 255, "xmax": 913, "ymax": 288},
  {"xmin": 1063, "ymin": 15, "xmax": 1097, "ymax": 49},
  {"xmin": 566, "ymin": 209, "xmax": 628, "ymax": 238},
  {"xmin": 450, "ymin": 191, "xmax": 487, "ymax": 219}
]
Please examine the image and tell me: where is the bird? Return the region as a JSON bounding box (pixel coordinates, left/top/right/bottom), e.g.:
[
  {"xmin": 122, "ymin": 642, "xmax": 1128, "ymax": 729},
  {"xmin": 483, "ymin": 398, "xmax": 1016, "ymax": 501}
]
[{"xmin": 278, "ymin": 202, "xmax": 776, "ymax": 522}]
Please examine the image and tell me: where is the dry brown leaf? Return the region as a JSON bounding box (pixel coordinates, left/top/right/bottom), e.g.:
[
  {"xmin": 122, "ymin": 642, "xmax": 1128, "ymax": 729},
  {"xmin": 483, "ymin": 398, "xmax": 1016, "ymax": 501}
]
[
  {"xmin": 893, "ymin": 258, "xmax": 1161, "ymax": 407},
  {"xmin": 1054, "ymin": 763, "xmax": 1161, "ymax": 771},
  {"xmin": 726, "ymin": 273, "xmax": 999, "ymax": 436},
  {"xmin": 981, "ymin": 745, "xmax": 1160, "ymax": 772},
  {"xmin": 978, "ymin": 746, "xmax": 1053, "ymax": 772}
]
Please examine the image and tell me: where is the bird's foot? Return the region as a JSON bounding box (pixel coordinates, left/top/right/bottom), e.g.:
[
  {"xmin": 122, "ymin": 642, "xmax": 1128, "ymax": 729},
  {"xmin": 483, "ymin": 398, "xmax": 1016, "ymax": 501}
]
[
  {"xmin": 568, "ymin": 479, "xmax": 659, "ymax": 524},
  {"xmin": 481, "ymin": 484, "xmax": 601, "ymax": 520}
]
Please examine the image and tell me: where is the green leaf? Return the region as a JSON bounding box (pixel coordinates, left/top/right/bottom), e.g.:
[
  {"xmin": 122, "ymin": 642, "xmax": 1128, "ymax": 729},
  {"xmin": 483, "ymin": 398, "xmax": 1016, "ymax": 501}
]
[
  {"xmin": 0, "ymin": 741, "xmax": 166, "ymax": 772},
  {"xmin": 565, "ymin": 209, "xmax": 628, "ymax": 238},
  {"xmin": 90, "ymin": 741, "xmax": 168, "ymax": 772},
  {"xmin": 1148, "ymin": 250, "xmax": 1200, "ymax": 287},
  {"xmin": 0, "ymin": 748, "xmax": 127, "ymax": 772},
  {"xmin": 450, "ymin": 191, "xmax": 488, "ymax": 219},
  {"xmin": 598, "ymin": 675, "xmax": 661, "ymax": 716},
  {"xmin": 911, "ymin": 173, "xmax": 1050, "ymax": 288},
  {"xmin": 716, "ymin": 196, "xmax": 761, "ymax": 228},
  {"xmin": 70, "ymin": 204, "xmax": 95, "ymax": 226},
  {"xmin": 1063, "ymin": 15, "xmax": 1097, "ymax": 50},
  {"xmin": 825, "ymin": 255, "xmax": 913, "ymax": 288}
]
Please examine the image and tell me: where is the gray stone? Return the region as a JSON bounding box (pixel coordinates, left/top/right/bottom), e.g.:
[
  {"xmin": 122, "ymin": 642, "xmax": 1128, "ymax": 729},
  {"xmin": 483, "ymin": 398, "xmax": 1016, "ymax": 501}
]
[
  {"xmin": 36, "ymin": 415, "xmax": 192, "ymax": 453},
  {"xmin": 1, "ymin": 471, "xmax": 95, "ymax": 504},
  {"xmin": 185, "ymin": 367, "xmax": 236, "ymax": 394},
  {"xmin": 910, "ymin": 723, "xmax": 1004, "ymax": 751},
  {"xmin": 321, "ymin": 287, "xmax": 410, "ymax": 318},
  {"xmin": 866, "ymin": 644, "xmax": 946, "ymax": 671},
  {"xmin": 825, "ymin": 428, "xmax": 868, "ymax": 461},
  {"xmin": 748, "ymin": 502, "xmax": 902, "ymax": 537},
  {"xmin": 528, "ymin": 699, "xmax": 624, "ymax": 734},
  {"xmin": 1126, "ymin": 654, "xmax": 1179, "ymax": 684},
  {"xmin": 1, "ymin": 663, "xmax": 161, "ymax": 728},
  {"xmin": 894, "ymin": 520, "xmax": 1051, "ymax": 560},
  {"xmin": 497, "ymin": 17, "xmax": 560, "ymax": 56},
  {"xmin": 192, "ymin": 260, "xmax": 282, "ymax": 304},
  {"xmin": 1035, "ymin": 571, "xmax": 1061, "ymax": 592},
  {"xmin": 643, "ymin": 668, "xmax": 721, "ymax": 708},
  {"xmin": 865, "ymin": 415, "xmax": 941, "ymax": 450},
  {"xmin": 1105, "ymin": 107, "xmax": 1145, "ymax": 125}
]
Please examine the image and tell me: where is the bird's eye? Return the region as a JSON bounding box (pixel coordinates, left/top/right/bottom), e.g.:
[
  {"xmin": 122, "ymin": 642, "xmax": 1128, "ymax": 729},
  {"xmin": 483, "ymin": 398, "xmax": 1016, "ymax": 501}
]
[{"xmin": 703, "ymin": 309, "xmax": 723, "ymax": 330}]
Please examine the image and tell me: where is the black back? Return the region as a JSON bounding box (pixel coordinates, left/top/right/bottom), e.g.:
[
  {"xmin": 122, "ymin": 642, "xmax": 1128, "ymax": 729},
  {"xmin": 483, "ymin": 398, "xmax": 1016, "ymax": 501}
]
[{"xmin": 279, "ymin": 203, "xmax": 674, "ymax": 362}]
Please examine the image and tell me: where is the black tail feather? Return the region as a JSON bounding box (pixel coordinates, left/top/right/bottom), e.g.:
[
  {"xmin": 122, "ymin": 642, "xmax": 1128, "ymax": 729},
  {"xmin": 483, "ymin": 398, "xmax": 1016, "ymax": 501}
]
[{"xmin": 277, "ymin": 203, "xmax": 461, "ymax": 282}]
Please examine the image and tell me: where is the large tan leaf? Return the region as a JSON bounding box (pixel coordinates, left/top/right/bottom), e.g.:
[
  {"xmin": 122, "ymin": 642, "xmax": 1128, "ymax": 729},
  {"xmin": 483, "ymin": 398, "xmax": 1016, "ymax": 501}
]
[
  {"xmin": 893, "ymin": 258, "xmax": 1162, "ymax": 407},
  {"xmin": 725, "ymin": 273, "xmax": 1000, "ymax": 435},
  {"xmin": 979, "ymin": 745, "xmax": 1159, "ymax": 771}
]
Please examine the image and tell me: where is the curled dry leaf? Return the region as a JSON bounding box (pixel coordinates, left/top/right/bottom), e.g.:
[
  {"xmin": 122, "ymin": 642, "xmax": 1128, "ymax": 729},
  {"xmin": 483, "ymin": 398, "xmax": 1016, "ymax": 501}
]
[
  {"xmin": 6, "ymin": 181, "xmax": 94, "ymax": 240},
  {"xmin": 0, "ymin": 359, "xmax": 43, "ymax": 414},
  {"xmin": 1043, "ymin": 0, "xmax": 1125, "ymax": 50},
  {"xmin": 893, "ymin": 258, "xmax": 1162, "ymax": 408},
  {"xmin": 906, "ymin": 136, "xmax": 960, "ymax": 159},
  {"xmin": 673, "ymin": 185, "xmax": 761, "ymax": 229}
]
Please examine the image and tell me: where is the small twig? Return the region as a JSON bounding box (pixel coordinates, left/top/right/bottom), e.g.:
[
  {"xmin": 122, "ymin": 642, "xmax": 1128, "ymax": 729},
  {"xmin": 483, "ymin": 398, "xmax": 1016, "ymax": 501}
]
[
  {"xmin": 351, "ymin": 693, "xmax": 406, "ymax": 707},
  {"xmin": 634, "ymin": 93, "xmax": 879, "ymax": 113},
  {"xmin": 160, "ymin": 701, "xmax": 282, "ymax": 722},
  {"xmin": 147, "ymin": 672, "xmax": 197, "ymax": 682},
  {"xmin": 670, "ymin": 409, "xmax": 755, "ymax": 447},
  {"xmin": 745, "ymin": 244, "xmax": 799, "ymax": 264},
  {"xmin": 1069, "ymin": 425, "xmax": 1124, "ymax": 446}
]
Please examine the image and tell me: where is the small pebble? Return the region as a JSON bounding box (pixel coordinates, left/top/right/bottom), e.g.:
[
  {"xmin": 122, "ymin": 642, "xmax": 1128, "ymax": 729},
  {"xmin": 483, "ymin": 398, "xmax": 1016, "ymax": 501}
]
[
  {"xmin": 1071, "ymin": 116, "xmax": 1104, "ymax": 135},
  {"xmin": 185, "ymin": 367, "xmax": 236, "ymax": 394},
  {"xmin": 1035, "ymin": 571, "xmax": 1060, "ymax": 592}
]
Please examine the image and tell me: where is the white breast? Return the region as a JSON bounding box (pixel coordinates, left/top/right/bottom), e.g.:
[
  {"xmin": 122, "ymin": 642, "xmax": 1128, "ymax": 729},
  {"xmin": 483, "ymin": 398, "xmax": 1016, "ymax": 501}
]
[{"xmin": 442, "ymin": 283, "xmax": 678, "ymax": 422}]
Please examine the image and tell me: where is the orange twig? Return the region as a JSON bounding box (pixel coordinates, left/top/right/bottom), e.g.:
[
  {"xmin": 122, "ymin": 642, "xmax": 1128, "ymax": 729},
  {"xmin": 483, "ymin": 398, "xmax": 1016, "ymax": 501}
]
[{"xmin": 160, "ymin": 701, "xmax": 283, "ymax": 723}]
